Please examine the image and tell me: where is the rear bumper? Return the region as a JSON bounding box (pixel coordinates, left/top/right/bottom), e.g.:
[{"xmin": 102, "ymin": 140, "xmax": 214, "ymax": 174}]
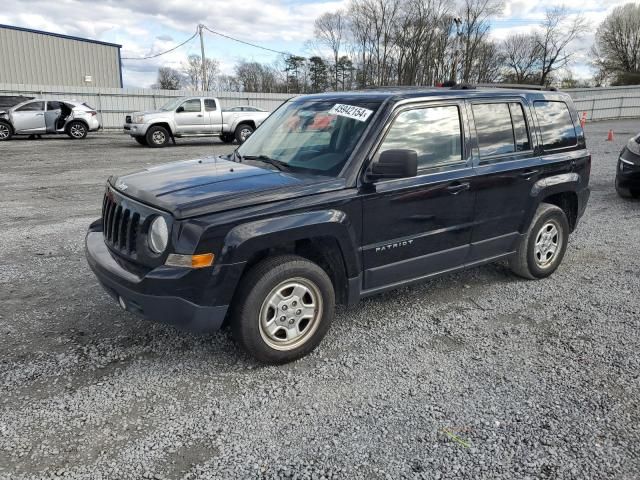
[{"xmin": 85, "ymin": 227, "xmax": 228, "ymax": 332}]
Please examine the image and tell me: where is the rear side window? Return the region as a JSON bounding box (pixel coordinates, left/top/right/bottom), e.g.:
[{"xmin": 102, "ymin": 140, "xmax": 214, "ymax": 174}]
[
  {"xmin": 380, "ymin": 105, "xmax": 463, "ymax": 170},
  {"xmin": 472, "ymin": 103, "xmax": 515, "ymax": 157},
  {"xmin": 47, "ymin": 101, "xmax": 63, "ymax": 110},
  {"xmin": 204, "ymin": 99, "xmax": 217, "ymax": 111},
  {"xmin": 510, "ymin": 103, "xmax": 530, "ymax": 152},
  {"xmin": 534, "ymin": 101, "xmax": 577, "ymax": 150}
]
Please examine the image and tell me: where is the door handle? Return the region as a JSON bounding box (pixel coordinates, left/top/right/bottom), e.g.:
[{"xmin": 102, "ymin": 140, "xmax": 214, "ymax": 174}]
[
  {"xmin": 35, "ymin": 113, "xmax": 44, "ymax": 116},
  {"xmin": 446, "ymin": 182, "xmax": 470, "ymax": 195},
  {"xmin": 519, "ymin": 169, "xmax": 539, "ymax": 179},
  {"xmin": 197, "ymin": 114, "xmax": 203, "ymax": 117}
]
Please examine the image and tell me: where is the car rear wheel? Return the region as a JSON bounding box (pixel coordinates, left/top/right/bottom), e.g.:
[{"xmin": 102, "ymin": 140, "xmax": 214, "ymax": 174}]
[
  {"xmin": 231, "ymin": 255, "xmax": 335, "ymax": 364},
  {"xmin": 66, "ymin": 121, "xmax": 88, "ymax": 139},
  {"xmin": 145, "ymin": 125, "xmax": 170, "ymax": 148},
  {"xmin": 234, "ymin": 124, "xmax": 254, "ymax": 144},
  {"xmin": 0, "ymin": 121, "xmax": 12, "ymax": 141},
  {"xmin": 134, "ymin": 136, "xmax": 148, "ymax": 146},
  {"xmin": 509, "ymin": 203, "xmax": 569, "ymax": 280}
]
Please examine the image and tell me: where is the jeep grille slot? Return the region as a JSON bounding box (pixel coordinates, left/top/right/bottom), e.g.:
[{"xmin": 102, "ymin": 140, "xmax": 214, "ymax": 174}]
[{"xmin": 102, "ymin": 193, "xmax": 140, "ymax": 255}]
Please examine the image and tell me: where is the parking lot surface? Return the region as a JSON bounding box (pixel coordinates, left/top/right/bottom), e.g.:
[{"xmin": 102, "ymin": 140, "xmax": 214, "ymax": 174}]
[{"xmin": 1, "ymin": 124, "xmax": 639, "ymax": 479}]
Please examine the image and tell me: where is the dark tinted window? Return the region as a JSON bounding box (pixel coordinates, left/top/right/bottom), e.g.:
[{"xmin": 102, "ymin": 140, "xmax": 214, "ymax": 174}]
[
  {"xmin": 17, "ymin": 101, "xmax": 44, "ymax": 112},
  {"xmin": 47, "ymin": 101, "xmax": 63, "ymax": 110},
  {"xmin": 180, "ymin": 99, "xmax": 201, "ymax": 113},
  {"xmin": 534, "ymin": 101, "xmax": 577, "ymax": 150},
  {"xmin": 204, "ymin": 99, "xmax": 217, "ymax": 111},
  {"xmin": 510, "ymin": 103, "xmax": 530, "ymax": 151},
  {"xmin": 380, "ymin": 105, "xmax": 462, "ymax": 169},
  {"xmin": 472, "ymin": 103, "xmax": 515, "ymax": 157}
]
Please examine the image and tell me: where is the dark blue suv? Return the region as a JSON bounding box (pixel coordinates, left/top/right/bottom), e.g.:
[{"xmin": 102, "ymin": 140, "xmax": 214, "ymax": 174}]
[{"xmin": 86, "ymin": 86, "xmax": 591, "ymax": 363}]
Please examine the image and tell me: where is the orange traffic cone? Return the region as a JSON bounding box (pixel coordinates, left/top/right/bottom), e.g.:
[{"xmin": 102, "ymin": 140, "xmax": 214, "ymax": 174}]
[{"xmin": 607, "ymin": 129, "xmax": 614, "ymax": 141}]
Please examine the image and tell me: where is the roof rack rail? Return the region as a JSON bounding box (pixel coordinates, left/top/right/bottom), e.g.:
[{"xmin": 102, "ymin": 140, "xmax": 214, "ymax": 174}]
[
  {"xmin": 450, "ymin": 83, "xmax": 476, "ymax": 90},
  {"xmin": 475, "ymin": 83, "xmax": 558, "ymax": 91}
]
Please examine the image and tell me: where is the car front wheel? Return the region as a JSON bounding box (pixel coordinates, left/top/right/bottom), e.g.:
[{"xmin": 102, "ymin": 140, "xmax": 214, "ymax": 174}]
[
  {"xmin": 145, "ymin": 125, "xmax": 170, "ymax": 148},
  {"xmin": 66, "ymin": 121, "xmax": 87, "ymax": 139},
  {"xmin": 0, "ymin": 121, "xmax": 12, "ymax": 141},
  {"xmin": 510, "ymin": 203, "xmax": 569, "ymax": 279},
  {"xmin": 232, "ymin": 255, "xmax": 335, "ymax": 364}
]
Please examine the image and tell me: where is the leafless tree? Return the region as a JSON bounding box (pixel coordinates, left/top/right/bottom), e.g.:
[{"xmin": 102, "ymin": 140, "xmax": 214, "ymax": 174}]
[
  {"xmin": 592, "ymin": 3, "xmax": 640, "ymax": 85},
  {"xmin": 182, "ymin": 55, "xmax": 220, "ymax": 91},
  {"xmin": 458, "ymin": 0, "xmax": 503, "ymax": 83},
  {"xmin": 535, "ymin": 7, "xmax": 588, "ymax": 86},
  {"xmin": 314, "ymin": 11, "xmax": 346, "ymax": 89},
  {"xmin": 501, "ymin": 33, "xmax": 541, "ymax": 84},
  {"xmin": 155, "ymin": 67, "xmax": 183, "ymax": 90}
]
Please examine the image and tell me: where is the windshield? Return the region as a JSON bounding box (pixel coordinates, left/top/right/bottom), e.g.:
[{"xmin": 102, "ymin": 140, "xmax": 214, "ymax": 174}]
[
  {"xmin": 159, "ymin": 98, "xmax": 185, "ymax": 111},
  {"xmin": 237, "ymin": 98, "xmax": 381, "ymax": 176}
]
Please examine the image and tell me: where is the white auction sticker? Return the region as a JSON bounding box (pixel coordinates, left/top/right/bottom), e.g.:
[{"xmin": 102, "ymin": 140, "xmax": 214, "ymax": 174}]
[{"xmin": 328, "ymin": 104, "xmax": 374, "ymax": 122}]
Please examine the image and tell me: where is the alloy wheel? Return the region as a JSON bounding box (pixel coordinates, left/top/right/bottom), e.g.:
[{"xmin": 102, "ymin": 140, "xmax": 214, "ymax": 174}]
[
  {"xmin": 534, "ymin": 220, "xmax": 562, "ymax": 268},
  {"xmin": 259, "ymin": 277, "xmax": 323, "ymax": 351}
]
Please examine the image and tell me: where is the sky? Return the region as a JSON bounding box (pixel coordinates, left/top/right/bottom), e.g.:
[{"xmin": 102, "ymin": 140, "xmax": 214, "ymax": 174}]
[{"xmin": 1, "ymin": 0, "xmax": 639, "ymax": 88}]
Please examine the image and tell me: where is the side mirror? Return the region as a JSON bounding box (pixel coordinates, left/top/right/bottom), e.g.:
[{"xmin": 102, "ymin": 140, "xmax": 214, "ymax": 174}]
[
  {"xmin": 176, "ymin": 106, "xmax": 185, "ymax": 113},
  {"xmin": 369, "ymin": 149, "xmax": 418, "ymax": 180}
]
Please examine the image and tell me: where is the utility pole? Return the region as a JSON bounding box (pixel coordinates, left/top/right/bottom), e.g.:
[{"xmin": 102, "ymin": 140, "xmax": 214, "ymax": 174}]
[
  {"xmin": 199, "ymin": 24, "xmax": 207, "ymax": 91},
  {"xmin": 450, "ymin": 17, "xmax": 462, "ymax": 85}
]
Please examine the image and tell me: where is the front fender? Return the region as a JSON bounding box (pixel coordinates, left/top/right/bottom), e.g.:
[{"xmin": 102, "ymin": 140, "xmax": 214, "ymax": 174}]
[{"xmin": 218, "ymin": 209, "xmax": 361, "ymax": 277}]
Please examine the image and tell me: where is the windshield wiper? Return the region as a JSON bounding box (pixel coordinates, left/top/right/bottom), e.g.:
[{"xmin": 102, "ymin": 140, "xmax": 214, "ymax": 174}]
[{"xmin": 242, "ymin": 155, "xmax": 290, "ymax": 172}]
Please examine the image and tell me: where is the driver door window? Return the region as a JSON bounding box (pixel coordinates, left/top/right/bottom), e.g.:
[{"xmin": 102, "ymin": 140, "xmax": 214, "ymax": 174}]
[
  {"xmin": 379, "ymin": 105, "xmax": 463, "ymax": 171},
  {"xmin": 179, "ymin": 99, "xmax": 202, "ymax": 113}
]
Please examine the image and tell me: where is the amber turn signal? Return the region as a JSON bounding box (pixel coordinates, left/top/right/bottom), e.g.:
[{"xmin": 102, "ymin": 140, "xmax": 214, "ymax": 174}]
[{"xmin": 165, "ymin": 253, "xmax": 215, "ymax": 269}]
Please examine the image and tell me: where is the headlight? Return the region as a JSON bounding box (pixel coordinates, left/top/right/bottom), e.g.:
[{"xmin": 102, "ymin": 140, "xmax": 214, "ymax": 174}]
[
  {"xmin": 134, "ymin": 115, "xmax": 145, "ymax": 123},
  {"xmin": 148, "ymin": 216, "xmax": 168, "ymax": 254}
]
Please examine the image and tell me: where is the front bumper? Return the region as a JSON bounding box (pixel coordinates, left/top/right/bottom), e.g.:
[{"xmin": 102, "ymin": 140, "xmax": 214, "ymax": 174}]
[
  {"xmin": 85, "ymin": 228, "xmax": 229, "ymax": 332},
  {"xmin": 616, "ymin": 149, "xmax": 640, "ymax": 191},
  {"xmin": 123, "ymin": 122, "xmax": 150, "ymax": 137}
]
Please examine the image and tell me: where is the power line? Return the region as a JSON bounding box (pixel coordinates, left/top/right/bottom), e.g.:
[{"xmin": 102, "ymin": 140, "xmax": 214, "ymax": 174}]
[
  {"xmin": 121, "ymin": 28, "xmax": 199, "ymax": 60},
  {"xmin": 201, "ymin": 25, "xmax": 293, "ymax": 57}
]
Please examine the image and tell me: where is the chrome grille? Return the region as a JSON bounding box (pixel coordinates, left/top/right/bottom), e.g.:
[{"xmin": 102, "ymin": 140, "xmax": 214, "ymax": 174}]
[{"xmin": 102, "ymin": 192, "xmax": 140, "ymax": 255}]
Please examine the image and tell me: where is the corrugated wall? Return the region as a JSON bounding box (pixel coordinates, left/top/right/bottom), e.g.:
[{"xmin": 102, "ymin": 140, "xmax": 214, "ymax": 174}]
[
  {"xmin": 1, "ymin": 83, "xmax": 639, "ymax": 129},
  {"xmin": 0, "ymin": 83, "xmax": 296, "ymax": 128},
  {"xmin": 0, "ymin": 27, "xmax": 121, "ymax": 88}
]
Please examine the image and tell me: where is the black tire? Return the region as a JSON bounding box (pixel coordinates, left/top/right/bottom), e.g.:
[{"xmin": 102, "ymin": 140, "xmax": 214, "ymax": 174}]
[
  {"xmin": 509, "ymin": 203, "xmax": 570, "ymax": 280},
  {"xmin": 615, "ymin": 175, "xmax": 640, "ymax": 199},
  {"xmin": 66, "ymin": 121, "xmax": 88, "ymax": 139},
  {"xmin": 234, "ymin": 124, "xmax": 254, "ymax": 144},
  {"xmin": 145, "ymin": 125, "xmax": 170, "ymax": 148},
  {"xmin": 0, "ymin": 121, "xmax": 13, "ymax": 141},
  {"xmin": 231, "ymin": 255, "xmax": 335, "ymax": 364},
  {"xmin": 134, "ymin": 136, "xmax": 148, "ymax": 146},
  {"xmin": 220, "ymin": 133, "xmax": 235, "ymax": 144}
]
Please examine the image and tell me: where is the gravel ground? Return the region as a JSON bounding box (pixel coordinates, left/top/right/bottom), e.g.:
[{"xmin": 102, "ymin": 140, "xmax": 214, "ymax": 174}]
[{"xmin": 1, "ymin": 123, "xmax": 639, "ymax": 480}]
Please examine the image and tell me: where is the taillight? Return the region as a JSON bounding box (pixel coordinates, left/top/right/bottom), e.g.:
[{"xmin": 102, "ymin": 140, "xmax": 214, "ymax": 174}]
[{"xmin": 89, "ymin": 111, "xmax": 97, "ymax": 116}]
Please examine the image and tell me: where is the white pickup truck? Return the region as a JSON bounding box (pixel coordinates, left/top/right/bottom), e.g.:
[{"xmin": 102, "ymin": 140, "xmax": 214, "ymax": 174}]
[{"xmin": 124, "ymin": 96, "xmax": 271, "ymax": 147}]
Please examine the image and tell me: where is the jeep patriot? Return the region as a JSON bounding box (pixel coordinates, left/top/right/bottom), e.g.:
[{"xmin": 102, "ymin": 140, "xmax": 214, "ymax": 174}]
[{"xmin": 86, "ymin": 86, "xmax": 591, "ymax": 363}]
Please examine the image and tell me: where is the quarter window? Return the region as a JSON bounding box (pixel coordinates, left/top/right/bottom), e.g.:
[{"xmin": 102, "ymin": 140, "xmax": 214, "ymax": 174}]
[
  {"xmin": 510, "ymin": 103, "xmax": 530, "ymax": 151},
  {"xmin": 17, "ymin": 101, "xmax": 44, "ymax": 112},
  {"xmin": 204, "ymin": 99, "xmax": 217, "ymax": 111},
  {"xmin": 380, "ymin": 105, "xmax": 463, "ymax": 169},
  {"xmin": 534, "ymin": 101, "xmax": 577, "ymax": 150},
  {"xmin": 180, "ymin": 99, "xmax": 201, "ymax": 113}
]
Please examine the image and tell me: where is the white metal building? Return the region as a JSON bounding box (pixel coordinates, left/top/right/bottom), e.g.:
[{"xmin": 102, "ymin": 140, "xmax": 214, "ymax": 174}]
[{"xmin": 0, "ymin": 24, "xmax": 123, "ymax": 88}]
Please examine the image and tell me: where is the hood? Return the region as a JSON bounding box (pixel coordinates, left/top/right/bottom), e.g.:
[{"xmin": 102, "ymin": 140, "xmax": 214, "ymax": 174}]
[
  {"xmin": 132, "ymin": 110, "xmax": 167, "ymax": 118},
  {"xmin": 110, "ymin": 157, "xmax": 345, "ymax": 219}
]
